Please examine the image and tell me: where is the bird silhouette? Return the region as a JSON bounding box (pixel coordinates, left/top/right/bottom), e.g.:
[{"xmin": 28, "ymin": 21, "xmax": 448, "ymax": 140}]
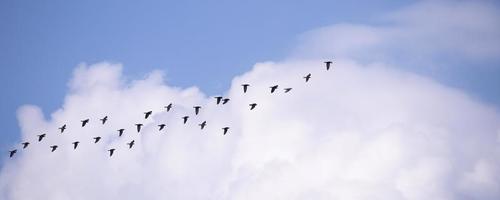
[
  {"xmin": 222, "ymin": 98, "xmax": 230, "ymax": 104},
  {"xmin": 21, "ymin": 142, "xmax": 30, "ymax": 149},
  {"xmin": 9, "ymin": 150, "xmax": 17, "ymax": 158},
  {"xmin": 182, "ymin": 116, "xmax": 189, "ymax": 124},
  {"xmin": 93, "ymin": 137, "xmax": 101, "ymax": 143},
  {"xmin": 118, "ymin": 129, "xmax": 125, "ymax": 137},
  {"xmin": 284, "ymin": 88, "xmax": 292, "ymax": 93},
  {"xmin": 81, "ymin": 119, "xmax": 90, "ymax": 127},
  {"xmin": 242, "ymin": 84, "xmax": 250, "ymax": 93},
  {"xmin": 59, "ymin": 124, "xmax": 66, "ymax": 133},
  {"xmin": 144, "ymin": 111, "xmax": 153, "ymax": 119},
  {"xmin": 165, "ymin": 103, "xmax": 173, "ymax": 112},
  {"xmin": 325, "ymin": 61, "xmax": 333, "ymax": 70},
  {"xmin": 304, "ymin": 73, "xmax": 311, "ymax": 82},
  {"xmin": 50, "ymin": 145, "xmax": 58, "ymax": 152},
  {"xmin": 222, "ymin": 127, "xmax": 230, "ymax": 135},
  {"xmin": 108, "ymin": 149, "xmax": 115, "ymax": 157},
  {"xmin": 158, "ymin": 124, "xmax": 166, "ymax": 131},
  {"xmin": 37, "ymin": 134, "xmax": 46, "ymax": 142},
  {"xmin": 215, "ymin": 96, "xmax": 223, "ymax": 104},
  {"xmin": 199, "ymin": 121, "xmax": 207, "ymax": 130},
  {"xmin": 249, "ymin": 103, "xmax": 257, "ymax": 110},
  {"xmin": 194, "ymin": 106, "xmax": 201, "ymax": 115},
  {"xmin": 127, "ymin": 140, "xmax": 135, "ymax": 149},
  {"xmin": 270, "ymin": 85, "xmax": 279, "ymax": 93},
  {"xmin": 100, "ymin": 116, "xmax": 108, "ymax": 124},
  {"xmin": 135, "ymin": 124, "xmax": 143, "ymax": 133},
  {"xmin": 72, "ymin": 141, "xmax": 79, "ymax": 150}
]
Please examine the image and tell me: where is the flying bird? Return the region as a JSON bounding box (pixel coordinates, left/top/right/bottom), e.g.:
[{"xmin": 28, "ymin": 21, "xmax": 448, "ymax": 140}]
[
  {"xmin": 284, "ymin": 88, "xmax": 292, "ymax": 93},
  {"xmin": 222, "ymin": 98, "xmax": 230, "ymax": 105},
  {"xmin": 222, "ymin": 127, "xmax": 230, "ymax": 135},
  {"xmin": 9, "ymin": 150, "xmax": 17, "ymax": 158},
  {"xmin": 194, "ymin": 106, "xmax": 201, "ymax": 115},
  {"xmin": 270, "ymin": 85, "xmax": 279, "ymax": 93},
  {"xmin": 135, "ymin": 124, "xmax": 143, "ymax": 133},
  {"xmin": 199, "ymin": 121, "xmax": 207, "ymax": 130},
  {"xmin": 93, "ymin": 137, "xmax": 101, "ymax": 143},
  {"xmin": 165, "ymin": 103, "xmax": 173, "ymax": 112},
  {"xmin": 59, "ymin": 124, "xmax": 66, "ymax": 133},
  {"xmin": 108, "ymin": 149, "xmax": 115, "ymax": 157},
  {"xmin": 100, "ymin": 116, "xmax": 108, "ymax": 124},
  {"xmin": 127, "ymin": 140, "xmax": 135, "ymax": 149},
  {"xmin": 249, "ymin": 103, "xmax": 257, "ymax": 110},
  {"xmin": 21, "ymin": 142, "xmax": 30, "ymax": 149},
  {"xmin": 214, "ymin": 96, "xmax": 223, "ymax": 104},
  {"xmin": 118, "ymin": 129, "xmax": 125, "ymax": 137},
  {"xmin": 324, "ymin": 61, "xmax": 333, "ymax": 70},
  {"xmin": 37, "ymin": 134, "xmax": 46, "ymax": 142},
  {"xmin": 182, "ymin": 116, "xmax": 189, "ymax": 124},
  {"xmin": 72, "ymin": 141, "xmax": 79, "ymax": 150},
  {"xmin": 50, "ymin": 145, "xmax": 58, "ymax": 152},
  {"xmin": 158, "ymin": 124, "xmax": 166, "ymax": 131},
  {"xmin": 304, "ymin": 73, "xmax": 311, "ymax": 82},
  {"xmin": 81, "ymin": 119, "xmax": 90, "ymax": 127},
  {"xmin": 242, "ymin": 84, "xmax": 250, "ymax": 93},
  {"xmin": 144, "ymin": 111, "xmax": 153, "ymax": 119}
]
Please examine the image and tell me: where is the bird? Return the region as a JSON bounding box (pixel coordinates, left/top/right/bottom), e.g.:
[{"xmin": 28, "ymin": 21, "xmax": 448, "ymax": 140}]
[
  {"xmin": 135, "ymin": 124, "xmax": 143, "ymax": 133},
  {"xmin": 325, "ymin": 61, "xmax": 333, "ymax": 70},
  {"xmin": 100, "ymin": 116, "xmax": 108, "ymax": 124},
  {"xmin": 81, "ymin": 119, "xmax": 90, "ymax": 127},
  {"xmin": 222, "ymin": 98, "xmax": 230, "ymax": 105},
  {"xmin": 165, "ymin": 103, "xmax": 173, "ymax": 112},
  {"xmin": 222, "ymin": 127, "xmax": 230, "ymax": 135},
  {"xmin": 127, "ymin": 140, "xmax": 135, "ymax": 149},
  {"xmin": 59, "ymin": 124, "xmax": 66, "ymax": 133},
  {"xmin": 93, "ymin": 137, "xmax": 101, "ymax": 143},
  {"xmin": 21, "ymin": 142, "xmax": 30, "ymax": 149},
  {"xmin": 9, "ymin": 150, "xmax": 17, "ymax": 158},
  {"xmin": 144, "ymin": 111, "xmax": 153, "ymax": 119},
  {"xmin": 108, "ymin": 149, "xmax": 115, "ymax": 157},
  {"xmin": 199, "ymin": 121, "xmax": 207, "ymax": 130},
  {"xmin": 304, "ymin": 73, "xmax": 311, "ymax": 82},
  {"xmin": 158, "ymin": 124, "xmax": 166, "ymax": 131},
  {"xmin": 270, "ymin": 85, "xmax": 279, "ymax": 93},
  {"xmin": 284, "ymin": 88, "xmax": 292, "ymax": 93},
  {"xmin": 37, "ymin": 134, "xmax": 46, "ymax": 142},
  {"xmin": 194, "ymin": 106, "xmax": 201, "ymax": 115},
  {"xmin": 182, "ymin": 116, "xmax": 189, "ymax": 124},
  {"xmin": 249, "ymin": 103, "xmax": 257, "ymax": 110},
  {"xmin": 118, "ymin": 129, "xmax": 125, "ymax": 137},
  {"xmin": 242, "ymin": 84, "xmax": 250, "ymax": 93},
  {"xmin": 50, "ymin": 145, "xmax": 58, "ymax": 152},
  {"xmin": 72, "ymin": 141, "xmax": 79, "ymax": 150},
  {"xmin": 214, "ymin": 96, "xmax": 223, "ymax": 104}
]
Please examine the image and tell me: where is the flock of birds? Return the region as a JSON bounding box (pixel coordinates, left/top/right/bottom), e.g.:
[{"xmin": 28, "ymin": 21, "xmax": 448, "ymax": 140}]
[{"xmin": 7, "ymin": 61, "xmax": 333, "ymax": 158}]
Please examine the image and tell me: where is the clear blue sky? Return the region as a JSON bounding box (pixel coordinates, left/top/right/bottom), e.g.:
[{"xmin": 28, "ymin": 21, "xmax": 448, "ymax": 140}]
[{"xmin": 1, "ymin": 0, "xmax": 499, "ymax": 161}]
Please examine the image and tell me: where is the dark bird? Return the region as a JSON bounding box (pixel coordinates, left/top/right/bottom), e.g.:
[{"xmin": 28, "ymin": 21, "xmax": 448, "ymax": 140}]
[
  {"xmin": 158, "ymin": 124, "xmax": 166, "ymax": 131},
  {"xmin": 72, "ymin": 141, "xmax": 79, "ymax": 150},
  {"xmin": 199, "ymin": 121, "xmax": 207, "ymax": 130},
  {"xmin": 284, "ymin": 88, "xmax": 292, "ymax": 93},
  {"xmin": 194, "ymin": 106, "xmax": 201, "ymax": 115},
  {"xmin": 93, "ymin": 137, "xmax": 101, "ymax": 143},
  {"xmin": 242, "ymin": 84, "xmax": 250, "ymax": 93},
  {"xmin": 81, "ymin": 119, "xmax": 90, "ymax": 127},
  {"xmin": 9, "ymin": 150, "xmax": 17, "ymax": 158},
  {"xmin": 59, "ymin": 124, "xmax": 67, "ymax": 133},
  {"xmin": 118, "ymin": 129, "xmax": 125, "ymax": 137},
  {"xmin": 144, "ymin": 111, "xmax": 153, "ymax": 119},
  {"xmin": 249, "ymin": 103, "xmax": 257, "ymax": 110},
  {"xmin": 182, "ymin": 116, "xmax": 189, "ymax": 124},
  {"xmin": 222, "ymin": 127, "xmax": 230, "ymax": 135},
  {"xmin": 165, "ymin": 103, "xmax": 173, "ymax": 112},
  {"xmin": 127, "ymin": 140, "xmax": 135, "ymax": 149},
  {"xmin": 215, "ymin": 96, "xmax": 223, "ymax": 105},
  {"xmin": 50, "ymin": 145, "xmax": 58, "ymax": 152},
  {"xmin": 21, "ymin": 142, "xmax": 30, "ymax": 149},
  {"xmin": 325, "ymin": 61, "xmax": 333, "ymax": 70},
  {"xmin": 37, "ymin": 134, "xmax": 46, "ymax": 142},
  {"xmin": 100, "ymin": 116, "xmax": 108, "ymax": 124},
  {"xmin": 222, "ymin": 98, "xmax": 230, "ymax": 105},
  {"xmin": 304, "ymin": 73, "xmax": 311, "ymax": 82},
  {"xmin": 270, "ymin": 85, "xmax": 279, "ymax": 93},
  {"xmin": 108, "ymin": 149, "xmax": 115, "ymax": 157},
  {"xmin": 135, "ymin": 124, "xmax": 143, "ymax": 133}
]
